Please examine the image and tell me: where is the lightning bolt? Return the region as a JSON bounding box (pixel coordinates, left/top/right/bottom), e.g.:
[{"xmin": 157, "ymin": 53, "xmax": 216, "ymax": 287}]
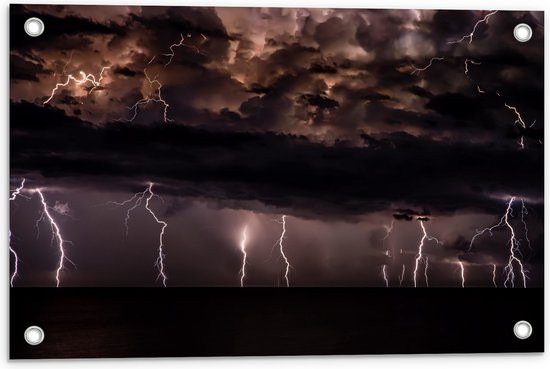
[
  {"xmin": 413, "ymin": 220, "xmax": 441, "ymax": 288},
  {"xmin": 104, "ymin": 183, "xmax": 168, "ymax": 286},
  {"xmin": 399, "ymin": 264, "xmax": 406, "ymax": 287},
  {"xmin": 463, "ymin": 59, "xmax": 486, "ymax": 93},
  {"xmin": 123, "ymin": 33, "xmax": 208, "ymax": 122},
  {"xmin": 10, "ymin": 178, "xmax": 27, "ymax": 201},
  {"xmin": 34, "ymin": 189, "xmax": 74, "ymax": 287},
  {"xmin": 162, "ymin": 33, "xmax": 207, "ymax": 68},
  {"xmin": 492, "ymin": 264, "xmax": 497, "ymax": 287},
  {"xmin": 382, "ymin": 265, "xmax": 389, "ymax": 287},
  {"xmin": 9, "ymin": 243, "xmax": 19, "ymax": 288},
  {"xmin": 381, "ymin": 219, "xmax": 394, "ymax": 286},
  {"xmin": 238, "ymin": 225, "xmax": 248, "ymax": 287},
  {"xmin": 448, "ymin": 10, "xmax": 499, "ymax": 45},
  {"xmin": 459, "ymin": 261, "xmax": 465, "ymax": 288},
  {"xmin": 410, "ymin": 57, "xmax": 444, "ymax": 75},
  {"xmin": 61, "ymin": 51, "xmax": 73, "ymax": 76},
  {"xmin": 424, "ymin": 257, "xmax": 430, "ymax": 287},
  {"xmin": 519, "ymin": 199, "xmax": 532, "ymax": 253},
  {"xmin": 43, "ymin": 66, "xmax": 110, "ymax": 105},
  {"xmin": 9, "ymin": 178, "xmax": 28, "ymax": 287},
  {"xmin": 504, "ymin": 103, "xmax": 527, "ymax": 129},
  {"xmin": 125, "ymin": 68, "xmax": 173, "ymax": 123},
  {"xmin": 462, "ymin": 60, "xmax": 534, "ymax": 148},
  {"xmin": 275, "ymin": 215, "xmax": 291, "ymax": 287},
  {"xmin": 468, "ymin": 197, "xmax": 528, "ymax": 288}
]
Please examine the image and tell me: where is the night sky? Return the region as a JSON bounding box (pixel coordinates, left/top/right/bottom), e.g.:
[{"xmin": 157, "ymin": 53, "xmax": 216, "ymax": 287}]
[{"xmin": 9, "ymin": 5, "xmax": 543, "ymax": 287}]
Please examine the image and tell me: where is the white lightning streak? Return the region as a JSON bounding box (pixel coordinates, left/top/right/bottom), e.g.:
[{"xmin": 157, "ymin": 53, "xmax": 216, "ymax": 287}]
[
  {"xmin": 162, "ymin": 33, "xmax": 208, "ymax": 67},
  {"xmin": 9, "ymin": 178, "xmax": 28, "ymax": 287},
  {"xmin": 144, "ymin": 183, "xmax": 168, "ymax": 287},
  {"xmin": 504, "ymin": 103, "xmax": 527, "ymax": 129},
  {"xmin": 163, "ymin": 33, "xmax": 185, "ymax": 67},
  {"xmin": 10, "ymin": 178, "xmax": 27, "ymax": 201},
  {"xmin": 239, "ymin": 225, "xmax": 248, "ymax": 287},
  {"xmin": 520, "ymin": 199, "xmax": 532, "ymax": 253},
  {"xmin": 492, "ymin": 264, "xmax": 497, "ymax": 287},
  {"xmin": 104, "ymin": 183, "xmax": 168, "ymax": 286},
  {"xmin": 424, "ymin": 257, "xmax": 429, "ymax": 288},
  {"xmin": 448, "ymin": 11, "xmax": 499, "ymax": 45},
  {"xmin": 459, "ymin": 261, "xmax": 465, "ymax": 288},
  {"xmin": 399, "ymin": 264, "xmax": 406, "ymax": 287},
  {"xmin": 381, "ymin": 219, "xmax": 394, "ymax": 286},
  {"xmin": 468, "ymin": 197, "xmax": 528, "ymax": 288},
  {"xmin": 35, "ymin": 189, "xmax": 74, "ymax": 287},
  {"xmin": 44, "ymin": 67, "xmax": 110, "ymax": 105},
  {"xmin": 411, "ymin": 57, "xmax": 444, "ymax": 75},
  {"xmin": 9, "ymin": 242, "xmax": 19, "ymax": 288},
  {"xmin": 413, "ymin": 220, "xmax": 441, "ymax": 288},
  {"xmin": 125, "ymin": 69, "xmax": 173, "ymax": 123},
  {"xmin": 464, "ymin": 59, "xmax": 482, "ymax": 77},
  {"xmin": 276, "ymin": 215, "xmax": 291, "ymax": 287}
]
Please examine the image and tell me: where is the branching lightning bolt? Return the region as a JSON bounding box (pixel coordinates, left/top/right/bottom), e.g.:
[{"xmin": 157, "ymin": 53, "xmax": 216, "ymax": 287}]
[
  {"xmin": 468, "ymin": 197, "xmax": 528, "ymax": 288},
  {"xmin": 162, "ymin": 33, "xmax": 207, "ymax": 68},
  {"xmin": 447, "ymin": 11, "xmax": 499, "ymax": 45},
  {"xmin": 462, "ymin": 60, "xmax": 534, "ymax": 148},
  {"xmin": 9, "ymin": 178, "xmax": 28, "ymax": 287},
  {"xmin": 504, "ymin": 103, "xmax": 527, "ymax": 129},
  {"xmin": 144, "ymin": 184, "xmax": 168, "ymax": 287},
  {"xmin": 238, "ymin": 225, "xmax": 248, "ymax": 287},
  {"xmin": 123, "ymin": 33, "xmax": 208, "ymax": 122},
  {"xmin": 34, "ymin": 189, "xmax": 75, "ymax": 287},
  {"xmin": 413, "ymin": 220, "xmax": 441, "ymax": 288},
  {"xmin": 275, "ymin": 215, "xmax": 291, "ymax": 287},
  {"xmin": 44, "ymin": 66, "xmax": 110, "ymax": 105},
  {"xmin": 410, "ymin": 57, "xmax": 444, "ymax": 75},
  {"xmin": 125, "ymin": 68, "xmax": 173, "ymax": 123},
  {"xmin": 104, "ymin": 183, "xmax": 168, "ymax": 286},
  {"xmin": 456, "ymin": 33, "xmax": 536, "ymax": 149}
]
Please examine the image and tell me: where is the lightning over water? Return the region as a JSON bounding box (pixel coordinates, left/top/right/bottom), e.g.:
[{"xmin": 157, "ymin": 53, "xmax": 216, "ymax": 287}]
[
  {"xmin": 275, "ymin": 215, "xmax": 291, "ymax": 287},
  {"xmin": 9, "ymin": 6, "xmax": 543, "ymax": 288},
  {"xmin": 382, "ymin": 265, "xmax": 389, "ymax": 287},
  {"xmin": 104, "ymin": 183, "xmax": 168, "ymax": 286},
  {"xmin": 9, "ymin": 178, "xmax": 27, "ymax": 287},
  {"xmin": 413, "ymin": 220, "xmax": 442, "ymax": 288},
  {"xmin": 239, "ymin": 225, "xmax": 249, "ymax": 287},
  {"xmin": 468, "ymin": 197, "xmax": 528, "ymax": 288},
  {"xmin": 34, "ymin": 188, "xmax": 75, "ymax": 287},
  {"xmin": 399, "ymin": 264, "xmax": 406, "ymax": 287},
  {"xmin": 459, "ymin": 261, "xmax": 465, "ymax": 288}
]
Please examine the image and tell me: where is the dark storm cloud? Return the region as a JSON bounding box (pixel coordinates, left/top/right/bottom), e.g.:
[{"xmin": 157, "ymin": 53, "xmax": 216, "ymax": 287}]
[
  {"xmin": 112, "ymin": 66, "xmax": 139, "ymax": 77},
  {"xmin": 11, "ymin": 101, "xmax": 543, "ymax": 221},
  {"xmin": 298, "ymin": 94, "xmax": 339, "ymax": 109},
  {"xmin": 10, "ymin": 54, "xmax": 50, "ymax": 82},
  {"xmin": 10, "ymin": 5, "xmax": 127, "ymax": 52},
  {"xmin": 393, "ymin": 208, "xmax": 431, "ymax": 221},
  {"xmin": 9, "ymin": 6, "xmax": 544, "ymax": 147},
  {"xmin": 308, "ymin": 62, "xmax": 338, "ymax": 74}
]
